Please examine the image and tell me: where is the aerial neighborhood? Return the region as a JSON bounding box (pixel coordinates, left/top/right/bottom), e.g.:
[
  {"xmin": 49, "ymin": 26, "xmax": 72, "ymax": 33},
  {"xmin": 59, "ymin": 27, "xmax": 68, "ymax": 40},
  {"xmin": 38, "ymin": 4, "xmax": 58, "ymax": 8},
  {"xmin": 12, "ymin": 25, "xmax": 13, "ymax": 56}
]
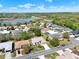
[{"xmin": 0, "ymin": 13, "xmax": 79, "ymax": 59}]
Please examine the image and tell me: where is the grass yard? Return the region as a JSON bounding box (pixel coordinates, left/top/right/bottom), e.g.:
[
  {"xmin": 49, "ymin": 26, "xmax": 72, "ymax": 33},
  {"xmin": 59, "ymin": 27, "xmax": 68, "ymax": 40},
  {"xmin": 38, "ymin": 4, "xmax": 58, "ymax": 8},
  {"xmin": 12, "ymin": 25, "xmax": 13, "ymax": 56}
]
[
  {"xmin": 11, "ymin": 51, "xmax": 16, "ymax": 57},
  {"xmin": 32, "ymin": 58, "xmax": 39, "ymax": 59},
  {"xmin": 59, "ymin": 39, "xmax": 69, "ymax": 45},
  {"xmin": 71, "ymin": 45, "xmax": 79, "ymax": 50},
  {"xmin": 48, "ymin": 42, "xmax": 53, "ymax": 48},
  {"xmin": 31, "ymin": 45, "xmax": 44, "ymax": 53},
  {"xmin": 45, "ymin": 52, "xmax": 59, "ymax": 59},
  {"xmin": 0, "ymin": 55, "xmax": 5, "ymax": 59}
]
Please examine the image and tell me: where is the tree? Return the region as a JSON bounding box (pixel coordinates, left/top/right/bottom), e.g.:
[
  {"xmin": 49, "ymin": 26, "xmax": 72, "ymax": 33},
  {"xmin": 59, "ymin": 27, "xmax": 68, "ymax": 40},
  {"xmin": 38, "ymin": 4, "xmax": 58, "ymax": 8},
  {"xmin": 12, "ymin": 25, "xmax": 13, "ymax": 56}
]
[
  {"xmin": 49, "ymin": 38, "xmax": 59, "ymax": 47},
  {"xmin": 34, "ymin": 28, "xmax": 41, "ymax": 36},
  {"xmin": 0, "ymin": 23, "xmax": 2, "ymax": 26},
  {"xmin": 0, "ymin": 34, "xmax": 9, "ymax": 42},
  {"xmin": 8, "ymin": 33, "xmax": 16, "ymax": 41},
  {"xmin": 3, "ymin": 23, "xmax": 7, "ymax": 26},
  {"xmin": 20, "ymin": 31, "xmax": 31, "ymax": 40},
  {"xmin": 16, "ymin": 22, "xmax": 22, "ymax": 26},
  {"xmin": 29, "ymin": 28, "xmax": 41, "ymax": 36},
  {"xmin": 63, "ymin": 32, "xmax": 69, "ymax": 39},
  {"xmin": 22, "ymin": 44, "xmax": 32, "ymax": 54},
  {"xmin": 2, "ymin": 48, "xmax": 5, "ymax": 53}
]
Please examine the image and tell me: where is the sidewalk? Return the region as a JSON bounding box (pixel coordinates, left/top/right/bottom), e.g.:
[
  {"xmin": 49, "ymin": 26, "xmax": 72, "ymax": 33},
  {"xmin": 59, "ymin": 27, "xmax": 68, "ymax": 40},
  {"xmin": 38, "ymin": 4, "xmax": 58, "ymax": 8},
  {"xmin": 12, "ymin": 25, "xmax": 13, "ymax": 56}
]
[{"xmin": 5, "ymin": 52, "xmax": 12, "ymax": 59}]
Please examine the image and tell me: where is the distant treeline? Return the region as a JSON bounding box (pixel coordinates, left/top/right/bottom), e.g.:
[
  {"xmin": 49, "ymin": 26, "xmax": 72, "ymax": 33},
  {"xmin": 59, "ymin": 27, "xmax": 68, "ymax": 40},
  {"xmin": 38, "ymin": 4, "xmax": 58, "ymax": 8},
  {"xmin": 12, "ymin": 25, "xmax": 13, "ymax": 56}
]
[
  {"xmin": 0, "ymin": 12, "xmax": 79, "ymax": 19},
  {"xmin": 0, "ymin": 12, "xmax": 79, "ymax": 20}
]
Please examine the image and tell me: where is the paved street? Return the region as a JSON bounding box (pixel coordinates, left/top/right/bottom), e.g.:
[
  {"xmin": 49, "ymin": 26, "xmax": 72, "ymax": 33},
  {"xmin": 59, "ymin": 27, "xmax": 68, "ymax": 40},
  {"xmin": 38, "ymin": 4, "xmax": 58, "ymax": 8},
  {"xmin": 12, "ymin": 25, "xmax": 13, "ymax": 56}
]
[
  {"xmin": 5, "ymin": 52, "xmax": 12, "ymax": 59},
  {"xmin": 12, "ymin": 38, "xmax": 79, "ymax": 59}
]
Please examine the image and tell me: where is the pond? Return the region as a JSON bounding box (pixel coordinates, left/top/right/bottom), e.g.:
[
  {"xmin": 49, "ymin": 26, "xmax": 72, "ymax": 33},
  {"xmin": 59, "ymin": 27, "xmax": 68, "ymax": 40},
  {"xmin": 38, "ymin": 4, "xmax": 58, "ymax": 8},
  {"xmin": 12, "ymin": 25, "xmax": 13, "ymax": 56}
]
[{"xmin": 0, "ymin": 19, "xmax": 33, "ymax": 25}]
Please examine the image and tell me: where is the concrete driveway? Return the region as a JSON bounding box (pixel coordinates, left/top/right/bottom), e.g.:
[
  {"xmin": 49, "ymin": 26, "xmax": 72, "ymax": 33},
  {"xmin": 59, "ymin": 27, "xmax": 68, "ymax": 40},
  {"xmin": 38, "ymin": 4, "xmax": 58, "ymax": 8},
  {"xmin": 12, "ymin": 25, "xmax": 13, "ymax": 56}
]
[
  {"xmin": 38, "ymin": 55, "xmax": 45, "ymax": 59},
  {"xmin": 5, "ymin": 52, "xmax": 11, "ymax": 59},
  {"xmin": 41, "ymin": 44, "xmax": 50, "ymax": 50},
  {"xmin": 76, "ymin": 37, "xmax": 79, "ymax": 40},
  {"xmin": 56, "ymin": 50, "xmax": 64, "ymax": 55}
]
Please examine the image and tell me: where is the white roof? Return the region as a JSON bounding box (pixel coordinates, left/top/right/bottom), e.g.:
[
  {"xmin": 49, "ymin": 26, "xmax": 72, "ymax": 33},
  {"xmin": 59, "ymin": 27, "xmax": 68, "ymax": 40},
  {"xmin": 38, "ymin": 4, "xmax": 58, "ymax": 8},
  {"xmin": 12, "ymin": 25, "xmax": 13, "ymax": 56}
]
[
  {"xmin": 0, "ymin": 30, "xmax": 10, "ymax": 34},
  {"xmin": 56, "ymin": 50, "xmax": 64, "ymax": 55},
  {"xmin": 31, "ymin": 37, "xmax": 46, "ymax": 45},
  {"xmin": 69, "ymin": 35, "xmax": 75, "ymax": 37},
  {"xmin": 0, "ymin": 41, "xmax": 13, "ymax": 51},
  {"xmin": 0, "ymin": 27, "xmax": 7, "ymax": 29},
  {"xmin": 38, "ymin": 55, "xmax": 45, "ymax": 59},
  {"xmin": 15, "ymin": 28, "xmax": 19, "ymax": 30},
  {"xmin": 47, "ymin": 30, "xmax": 58, "ymax": 35},
  {"xmin": 65, "ymin": 48, "xmax": 72, "ymax": 52},
  {"xmin": 76, "ymin": 37, "xmax": 79, "ymax": 40},
  {"xmin": 20, "ymin": 25, "xmax": 26, "ymax": 27}
]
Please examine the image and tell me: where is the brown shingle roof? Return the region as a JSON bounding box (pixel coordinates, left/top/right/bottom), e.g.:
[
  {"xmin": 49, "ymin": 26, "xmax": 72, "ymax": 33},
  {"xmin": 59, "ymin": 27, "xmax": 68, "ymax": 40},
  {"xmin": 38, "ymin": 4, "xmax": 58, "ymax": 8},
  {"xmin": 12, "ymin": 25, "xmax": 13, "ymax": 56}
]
[{"xmin": 15, "ymin": 40, "xmax": 29, "ymax": 49}]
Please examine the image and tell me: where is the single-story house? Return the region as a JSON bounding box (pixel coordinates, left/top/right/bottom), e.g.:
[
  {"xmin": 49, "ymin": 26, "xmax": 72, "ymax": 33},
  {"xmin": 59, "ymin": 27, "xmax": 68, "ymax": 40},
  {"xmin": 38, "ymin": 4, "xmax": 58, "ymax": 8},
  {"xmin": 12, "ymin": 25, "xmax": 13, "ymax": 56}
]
[
  {"xmin": 47, "ymin": 30, "xmax": 63, "ymax": 40},
  {"xmin": 0, "ymin": 27, "xmax": 7, "ymax": 31},
  {"xmin": 56, "ymin": 51, "xmax": 77, "ymax": 59},
  {"xmin": 63, "ymin": 28, "xmax": 73, "ymax": 33},
  {"xmin": 31, "ymin": 37, "xmax": 46, "ymax": 45},
  {"xmin": 69, "ymin": 35, "xmax": 75, "ymax": 40},
  {"xmin": 20, "ymin": 25, "xmax": 26, "ymax": 27},
  {"xmin": 46, "ymin": 22, "xmax": 52, "ymax": 27},
  {"xmin": 11, "ymin": 30, "xmax": 22, "ymax": 40},
  {"xmin": 20, "ymin": 25, "xmax": 26, "ymax": 30},
  {"xmin": 52, "ymin": 24, "xmax": 63, "ymax": 30},
  {"xmin": 0, "ymin": 41, "xmax": 13, "ymax": 52},
  {"xmin": 23, "ymin": 26, "xmax": 29, "ymax": 31},
  {"xmin": 11, "ymin": 30, "xmax": 22, "ymax": 36},
  {"xmin": 72, "ymin": 50, "xmax": 79, "ymax": 56},
  {"xmin": 0, "ymin": 30, "xmax": 10, "ymax": 35},
  {"xmin": 41, "ymin": 28, "xmax": 49, "ymax": 33},
  {"xmin": 71, "ymin": 30, "xmax": 79, "ymax": 36},
  {"xmin": 47, "ymin": 30, "xmax": 58, "ymax": 35},
  {"xmin": 15, "ymin": 40, "xmax": 29, "ymax": 56},
  {"xmin": 52, "ymin": 24, "xmax": 72, "ymax": 33}
]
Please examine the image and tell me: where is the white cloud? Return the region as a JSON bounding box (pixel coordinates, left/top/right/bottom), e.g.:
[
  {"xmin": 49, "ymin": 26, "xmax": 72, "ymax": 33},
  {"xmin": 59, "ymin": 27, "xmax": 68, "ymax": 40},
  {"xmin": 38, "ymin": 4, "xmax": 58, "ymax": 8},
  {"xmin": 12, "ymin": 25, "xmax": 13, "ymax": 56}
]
[
  {"xmin": 18, "ymin": 3, "xmax": 35, "ymax": 9},
  {"xmin": 9, "ymin": 7, "xmax": 17, "ymax": 10},
  {"xmin": 72, "ymin": 2, "xmax": 75, "ymax": 4},
  {"xmin": 76, "ymin": 6, "xmax": 79, "ymax": 8},
  {"xmin": 37, "ymin": 5, "xmax": 45, "ymax": 10},
  {"xmin": 0, "ymin": 4, "xmax": 3, "ymax": 7},
  {"xmin": 45, "ymin": 0, "xmax": 53, "ymax": 3},
  {"xmin": 50, "ymin": 6, "xmax": 57, "ymax": 9},
  {"xmin": 59, "ymin": 6, "xmax": 65, "ymax": 9}
]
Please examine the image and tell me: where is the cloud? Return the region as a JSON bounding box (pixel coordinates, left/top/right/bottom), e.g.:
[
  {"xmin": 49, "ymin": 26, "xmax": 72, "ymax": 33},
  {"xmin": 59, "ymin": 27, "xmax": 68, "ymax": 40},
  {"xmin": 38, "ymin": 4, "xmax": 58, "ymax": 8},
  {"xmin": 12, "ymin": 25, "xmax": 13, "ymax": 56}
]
[
  {"xmin": 45, "ymin": 0, "xmax": 53, "ymax": 3},
  {"xmin": 0, "ymin": 4, "xmax": 3, "ymax": 7},
  {"xmin": 37, "ymin": 5, "xmax": 45, "ymax": 10},
  {"xmin": 77, "ymin": 6, "xmax": 79, "ymax": 8},
  {"xmin": 9, "ymin": 7, "xmax": 17, "ymax": 10},
  {"xmin": 18, "ymin": 3, "xmax": 35, "ymax": 9},
  {"xmin": 50, "ymin": 6, "xmax": 57, "ymax": 9},
  {"xmin": 71, "ymin": 2, "xmax": 75, "ymax": 4}
]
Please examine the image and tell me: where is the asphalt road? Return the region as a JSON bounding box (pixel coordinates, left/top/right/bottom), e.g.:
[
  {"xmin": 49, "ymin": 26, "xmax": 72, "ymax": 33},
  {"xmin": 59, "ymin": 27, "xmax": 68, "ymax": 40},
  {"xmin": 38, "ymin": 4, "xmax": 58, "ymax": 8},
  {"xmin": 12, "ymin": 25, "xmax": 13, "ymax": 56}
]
[{"xmin": 12, "ymin": 39, "xmax": 79, "ymax": 59}]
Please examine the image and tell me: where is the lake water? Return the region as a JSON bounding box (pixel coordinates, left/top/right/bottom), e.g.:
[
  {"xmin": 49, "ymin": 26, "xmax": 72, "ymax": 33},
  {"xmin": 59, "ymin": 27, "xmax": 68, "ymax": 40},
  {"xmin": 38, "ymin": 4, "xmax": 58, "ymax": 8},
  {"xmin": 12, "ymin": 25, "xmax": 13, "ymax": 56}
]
[{"xmin": 0, "ymin": 19, "xmax": 33, "ymax": 24}]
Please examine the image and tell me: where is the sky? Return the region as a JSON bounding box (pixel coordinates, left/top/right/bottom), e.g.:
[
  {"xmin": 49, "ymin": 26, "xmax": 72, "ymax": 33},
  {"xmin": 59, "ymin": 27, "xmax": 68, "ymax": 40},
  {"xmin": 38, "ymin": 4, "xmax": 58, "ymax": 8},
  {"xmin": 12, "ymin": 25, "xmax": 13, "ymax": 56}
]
[{"xmin": 0, "ymin": 0, "xmax": 79, "ymax": 12}]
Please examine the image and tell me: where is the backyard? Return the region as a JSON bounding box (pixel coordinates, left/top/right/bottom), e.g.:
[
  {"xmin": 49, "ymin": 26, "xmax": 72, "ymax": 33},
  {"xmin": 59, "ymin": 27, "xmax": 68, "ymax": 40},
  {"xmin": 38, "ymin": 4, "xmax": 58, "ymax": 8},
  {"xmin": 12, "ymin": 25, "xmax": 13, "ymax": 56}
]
[
  {"xmin": 0, "ymin": 55, "xmax": 4, "ymax": 59},
  {"xmin": 59, "ymin": 39, "xmax": 70, "ymax": 45},
  {"xmin": 45, "ymin": 52, "xmax": 59, "ymax": 59}
]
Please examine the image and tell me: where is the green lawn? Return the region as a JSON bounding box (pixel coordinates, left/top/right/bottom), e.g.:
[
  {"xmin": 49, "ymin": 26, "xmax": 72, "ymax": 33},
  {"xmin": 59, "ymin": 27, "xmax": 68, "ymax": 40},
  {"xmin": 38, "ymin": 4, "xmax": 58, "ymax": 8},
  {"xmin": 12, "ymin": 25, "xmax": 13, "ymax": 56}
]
[
  {"xmin": 30, "ymin": 45, "xmax": 44, "ymax": 53},
  {"xmin": 11, "ymin": 51, "xmax": 16, "ymax": 57},
  {"xmin": 48, "ymin": 42, "xmax": 54, "ymax": 48},
  {"xmin": 71, "ymin": 45, "xmax": 79, "ymax": 50},
  {"xmin": 59, "ymin": 39, "xmax": 69, "ymax": 45},
  {"xmin": 0, "ymin": 55, "xmax": 5, "ymax": 59},
  {"xmin": 32, "ymin": 58, "xmax": 39, "ymax": 59},
  {"xmin": 45, "ymin": 52, "xmax": 59, "ymax": 59}
]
